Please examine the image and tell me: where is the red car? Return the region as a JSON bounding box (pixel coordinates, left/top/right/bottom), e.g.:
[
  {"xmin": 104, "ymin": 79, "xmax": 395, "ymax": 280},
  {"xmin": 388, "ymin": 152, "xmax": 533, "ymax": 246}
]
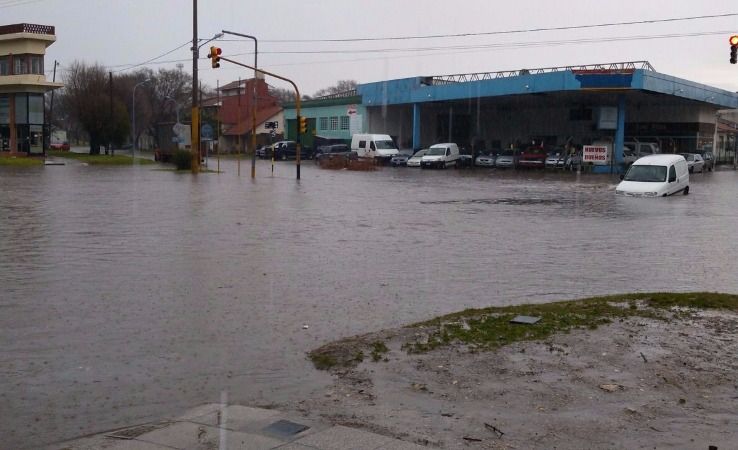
[
  {"xmin": 517, "ymin": 145, "xmax": 547, "ymax": 168},
  {"xmin": 50, "ymin": 142, "xmax": 70, "ymax": 151}
]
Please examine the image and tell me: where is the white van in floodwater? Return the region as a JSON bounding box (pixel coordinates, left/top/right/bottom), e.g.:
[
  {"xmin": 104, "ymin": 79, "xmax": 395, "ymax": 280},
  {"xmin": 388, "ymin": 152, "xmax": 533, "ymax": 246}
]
[
  {"xmin": 350, "ymin": 134, "xmax": 399, "ymax": 160},
  {"xmin": 616, "ymin": 154, "xmax": 689, "ymax": 197}
]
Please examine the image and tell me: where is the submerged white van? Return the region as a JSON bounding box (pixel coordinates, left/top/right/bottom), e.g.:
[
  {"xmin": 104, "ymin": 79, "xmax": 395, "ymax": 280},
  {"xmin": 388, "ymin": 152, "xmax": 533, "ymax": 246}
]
[
  {"xmin": 616, "ymin": 154, "xmax": 689, "ymax": 197},
  {"xmin": 350, "ymin": 134, "xmax": 400, "ymax": 160}
]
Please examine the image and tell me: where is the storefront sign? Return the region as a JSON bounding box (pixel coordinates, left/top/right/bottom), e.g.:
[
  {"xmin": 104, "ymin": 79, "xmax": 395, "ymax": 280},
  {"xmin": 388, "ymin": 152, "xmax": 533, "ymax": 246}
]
[{"xmin": 582, "ymin": 145, "xmax": 610, "ymax": 165}]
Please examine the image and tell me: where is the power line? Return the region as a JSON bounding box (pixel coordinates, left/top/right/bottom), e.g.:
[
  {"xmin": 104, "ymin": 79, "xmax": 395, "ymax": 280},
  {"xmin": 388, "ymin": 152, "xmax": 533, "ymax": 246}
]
[
  {"xmin": 111, "ymin": 40, "xmax": 192, "ymax": 73},
  {"xmin": 257, "ymin": 12, "xmax": 738, "ymax": 43}
]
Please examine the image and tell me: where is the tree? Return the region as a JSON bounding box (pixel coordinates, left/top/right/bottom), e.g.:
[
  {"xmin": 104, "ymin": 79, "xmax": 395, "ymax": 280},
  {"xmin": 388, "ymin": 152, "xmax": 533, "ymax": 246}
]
[
  {"xmin": 60, "ymin": 62, "xmax": 130, "ymax": 154},
  {"xmin": 312, "ymin": 80, "xmax": 357, "ymax": 98}
]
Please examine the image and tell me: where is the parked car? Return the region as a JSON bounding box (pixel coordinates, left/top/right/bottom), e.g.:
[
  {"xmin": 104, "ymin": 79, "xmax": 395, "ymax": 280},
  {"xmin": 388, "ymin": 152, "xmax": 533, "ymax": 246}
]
[
  {"xmin": 616, "ymin": 154, "xmax": 689, "ymax": 197},
  {"xmin": 421, "ymin": 143, "xmax": 460, "ymax": 169},
  {"xmin": 475, "ymin": 153, "xmax": 497, "ymax": 167},
  {"xmin": 255, "ymin": 145, "xmax": 272, "ymax": 159},
  {"xmin": 518, "ymin": 145, "xmax": 547, "ymax": 168},
  {"xmin": 565, "ymin": 150, "xmax": 582, "ymax": 170},
  {"xmin": 406, "ymin": 149, "xmax": 427, "ymax": 167},
  {"xmin": 696, "ymin": 150, "xmax": 714, "ymax": 172},
  {"xmin": 273, "ymin": 141, "xmax": 310, "ymax": 160},
  {"xmin": 315, "ymin": 144, "xmax": 354, "ymax": 163},
  {"xmin": 545, "ymin": 151, "xmax": 566, "ymax": 169},
  {"xmin": 457, "ymin": 153, "xmax": 474, "ymax": 168},
  {"xmin": 390, "ymin": 153, "xmax": 410, "ymax": 166},
  {"xmin": 495, "ymin": 150, "xmax": 517, "ymax": 169},
  {"xmin": 623, "ymin": 141, "xmax": 660, "ymax": 165},
  {"xmin": 680, "ymin": 153, "xmax": 705, "ymax": 173},
  {"xmin": 50, "ymin": 141, "xmax": 70, "ymax": 151}
]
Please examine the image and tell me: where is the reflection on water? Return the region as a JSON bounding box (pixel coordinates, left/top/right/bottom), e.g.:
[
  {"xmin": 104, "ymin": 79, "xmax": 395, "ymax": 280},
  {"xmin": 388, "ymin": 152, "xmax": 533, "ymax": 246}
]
[{"xmin": 1, "ymin": 161, "xmax": 737, "ymax": 447}]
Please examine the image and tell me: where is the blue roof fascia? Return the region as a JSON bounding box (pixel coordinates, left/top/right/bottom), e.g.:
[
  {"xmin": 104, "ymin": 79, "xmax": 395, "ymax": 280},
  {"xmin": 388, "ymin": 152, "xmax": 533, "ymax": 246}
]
[
  {"xmin": 637, "ymin": 70, "xmax": 738, "ymax": 109},
  {"xmin": 358, "ymin": 70, "xmax": 738, "ymax": 109}
]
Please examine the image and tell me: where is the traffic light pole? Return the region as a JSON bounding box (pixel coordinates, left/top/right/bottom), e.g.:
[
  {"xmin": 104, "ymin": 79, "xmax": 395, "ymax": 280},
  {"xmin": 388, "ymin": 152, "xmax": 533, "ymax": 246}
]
[
  {"xmin": 219, "ymin": 56, "xmax": 302, "ymax": 180},
  {"xmin": 191, "ymin": 0, "xmax": 200, "ymax": 173},
  {"xmin": 222, "ymin": 30, "xmax": 258, "ymax": 179}
]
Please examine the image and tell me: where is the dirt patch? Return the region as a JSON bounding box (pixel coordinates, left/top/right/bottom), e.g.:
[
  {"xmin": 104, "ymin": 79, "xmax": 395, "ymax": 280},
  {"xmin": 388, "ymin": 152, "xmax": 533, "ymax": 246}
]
[{"xmin": 294, "ymin": 294, "xmax": 738, "ymax": 449}]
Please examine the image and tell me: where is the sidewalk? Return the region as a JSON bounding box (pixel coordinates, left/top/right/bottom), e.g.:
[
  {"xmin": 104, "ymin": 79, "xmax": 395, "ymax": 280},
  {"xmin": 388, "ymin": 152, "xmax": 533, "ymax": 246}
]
[{"xmin": 53, "ymin": 403, "xmax": 426, "ymax": 450}]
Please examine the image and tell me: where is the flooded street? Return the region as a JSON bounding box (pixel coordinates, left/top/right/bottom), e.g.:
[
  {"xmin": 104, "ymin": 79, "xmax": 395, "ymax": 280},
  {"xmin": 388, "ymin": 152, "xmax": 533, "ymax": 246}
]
[{"xmin": 2, "ymin": 160, "xmax": 738, "ymax": 448}]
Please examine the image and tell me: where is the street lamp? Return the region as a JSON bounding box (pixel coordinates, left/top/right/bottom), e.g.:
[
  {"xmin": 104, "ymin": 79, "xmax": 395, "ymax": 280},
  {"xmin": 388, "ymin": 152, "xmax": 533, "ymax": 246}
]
[
  {"xmin": 164, "ymin": 96, "xmax": 181, "ymax": 123},
  {"xmin": 132, "ymin": 78, "xmax": 151, "ymax": 156}
]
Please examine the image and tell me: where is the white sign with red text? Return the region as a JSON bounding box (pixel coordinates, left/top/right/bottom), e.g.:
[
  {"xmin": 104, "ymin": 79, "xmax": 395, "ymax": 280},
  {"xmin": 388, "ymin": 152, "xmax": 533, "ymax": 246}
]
[{"xmin": 582, "ymin": 145, "xmax": 610, "ymax": 165}]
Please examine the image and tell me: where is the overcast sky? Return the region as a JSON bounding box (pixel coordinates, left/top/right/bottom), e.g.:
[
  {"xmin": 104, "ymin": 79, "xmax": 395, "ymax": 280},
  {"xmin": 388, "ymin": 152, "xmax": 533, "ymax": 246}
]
[{"xmin": 3, "ymin": 0, "xmax": 738, "ymax": 95}]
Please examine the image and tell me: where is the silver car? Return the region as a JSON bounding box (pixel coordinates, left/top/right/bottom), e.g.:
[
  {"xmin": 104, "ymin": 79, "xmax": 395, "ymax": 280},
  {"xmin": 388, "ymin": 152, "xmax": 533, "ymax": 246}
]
[
  {"xmin": 680, "ymin": 153, "xmax": 705, "ymax": 173},
  {"xmin": 495, "ymin": 150, "xmax": 516, "ymax": 168},
  {"xmin": 475, "ymin": 153, "xmax": 496, "ymax": 167}
]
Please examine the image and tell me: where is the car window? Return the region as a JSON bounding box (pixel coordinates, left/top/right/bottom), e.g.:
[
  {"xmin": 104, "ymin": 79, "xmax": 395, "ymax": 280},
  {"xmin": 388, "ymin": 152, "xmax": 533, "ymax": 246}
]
[
  {"xmin": 359, "ymin": 140, "xmax": 365, "ymax": 149},
  {"xmin": 669, "ymin": 165, "xmax": 677, "ymax": 180}
]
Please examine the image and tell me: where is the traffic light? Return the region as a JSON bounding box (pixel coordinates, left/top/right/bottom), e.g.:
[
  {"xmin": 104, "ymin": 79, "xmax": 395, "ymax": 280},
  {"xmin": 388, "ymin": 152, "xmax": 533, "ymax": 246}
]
[
  {"xmin": 298, "ymin": 115, "xmax": 307, "ymax": 134},
  {"xmin": 208, "ymin": 46, "xmax": 222, "ymax": 68},
  {"xmin": 731, "ymin": 35, "xmax": 738, "ymax": 64}
]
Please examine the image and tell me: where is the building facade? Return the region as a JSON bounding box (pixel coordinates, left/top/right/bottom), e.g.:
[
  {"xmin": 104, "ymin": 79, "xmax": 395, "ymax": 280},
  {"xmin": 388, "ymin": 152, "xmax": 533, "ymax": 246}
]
[
  {"xmin": 0, "ymin": 23, "xmax": 63, "ymax": 155},
  {"xmin": 283, "ymin": 91, "xmax": 368, "ymax": 151}
]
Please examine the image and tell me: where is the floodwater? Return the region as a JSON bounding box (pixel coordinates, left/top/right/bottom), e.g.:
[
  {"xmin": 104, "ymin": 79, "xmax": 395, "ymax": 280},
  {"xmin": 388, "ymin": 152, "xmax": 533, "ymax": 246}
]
[{"xmin": 2, "ymin": 159, "xmax": 738, "ymax": 448}]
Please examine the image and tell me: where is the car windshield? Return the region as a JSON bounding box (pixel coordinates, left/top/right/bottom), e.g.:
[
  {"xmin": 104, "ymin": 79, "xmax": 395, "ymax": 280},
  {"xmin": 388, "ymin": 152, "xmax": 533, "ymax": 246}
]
[
  {"xmin": 374, "ymin": 140, "xmax": 396, "ymax": 150},
  {"xmin": 624, "ymin": 165, "xmax": 667, "ymax": 182},
  {"xmin": 427, "ymin": 148, "xmax": 446, "ymax": 156},
  {"xmin": 680, "ymin": 153, "xmax": 694, "ymax": 161},
  {"xmin": 411, "ymin": 150, "xmax": 427, "ymax": 158}
]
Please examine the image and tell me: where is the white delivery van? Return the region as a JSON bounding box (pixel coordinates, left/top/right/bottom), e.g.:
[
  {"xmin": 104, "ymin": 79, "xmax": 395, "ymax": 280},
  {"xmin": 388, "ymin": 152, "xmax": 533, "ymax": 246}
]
[
  {"xmin": 350, "ymin": 134, "xmax": 399, "ymax": 160},
  {"xmin": 420, "ymin": 143, "xmax": 460, "ymax": 169},
  {"xmin": 616, "ymin": 154, "xmax": 689, "ymax": 197}
]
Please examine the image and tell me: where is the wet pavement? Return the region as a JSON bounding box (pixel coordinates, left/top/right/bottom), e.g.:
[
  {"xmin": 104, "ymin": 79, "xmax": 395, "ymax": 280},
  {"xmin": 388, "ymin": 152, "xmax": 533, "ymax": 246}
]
[{"xmin": 2, "ymin": 159, "xmax": 738, "ymax": 448}]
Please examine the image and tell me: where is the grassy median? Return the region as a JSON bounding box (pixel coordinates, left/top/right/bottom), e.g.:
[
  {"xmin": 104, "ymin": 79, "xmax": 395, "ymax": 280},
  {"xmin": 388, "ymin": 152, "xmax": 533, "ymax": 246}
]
[
  {"xmin": 308, "ymin": 292, "xmax": 738, "ymax": 370},
  {"xmin": 0, "ymin": 156, "xmax": 44, "ymax": 167},
  {"xmin": 47, "ymin": 151, "xmax": 154, "ymax": 165}
]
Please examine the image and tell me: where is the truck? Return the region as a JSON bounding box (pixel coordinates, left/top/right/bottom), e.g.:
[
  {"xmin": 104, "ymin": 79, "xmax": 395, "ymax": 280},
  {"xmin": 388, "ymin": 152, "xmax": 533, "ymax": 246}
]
[
  {"xmin": 350, "ymin": 134, "xmax": 399, "ymax": 161},
  {"xmin": 420, "ymin": 143, "xmax": 460, "ymax": 169}
]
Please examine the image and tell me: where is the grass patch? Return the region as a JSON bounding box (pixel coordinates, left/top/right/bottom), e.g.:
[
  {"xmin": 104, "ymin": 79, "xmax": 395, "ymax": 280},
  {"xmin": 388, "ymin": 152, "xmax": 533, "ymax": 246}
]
[
  {"xmin": 0, "ymin": 156, "xmax": 43, "ymax": 166},
  {"xmin": 48, "ymin": 151, "xmax": 154, "ymax": 165},
  {"xmin": 309, "ymin": 292, "xmax": 738, "ymax": 370}
]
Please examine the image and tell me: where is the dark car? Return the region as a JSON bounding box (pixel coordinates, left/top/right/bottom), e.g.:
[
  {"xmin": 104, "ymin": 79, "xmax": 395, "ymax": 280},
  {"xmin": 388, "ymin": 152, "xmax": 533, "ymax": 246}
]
[
  {"xmin": 274, "ymin": 141, "xmax": 311, "ymax": 160},
  {"xmin": 315, "ymin": 144, "xmax": 355, "ymax": 163},
  {"xmin": 697, "ymin": 150, "xmax": 714, "ymax": 172},
  {"xmin": 518, "ymin": 145, "xmax": 547, "ymax": 168},
  {"xmin": 256, "ymin": 145, "xmax": 272, "ymax": 159}
]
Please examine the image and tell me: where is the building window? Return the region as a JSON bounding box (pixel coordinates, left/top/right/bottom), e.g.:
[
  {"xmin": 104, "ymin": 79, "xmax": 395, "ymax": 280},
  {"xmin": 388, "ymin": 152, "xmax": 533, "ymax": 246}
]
[
  {"xmin": 340, "ymin": 116, "xmax": 349, "ymax": 130},
  {"xmin": 14, "ymin": 56, "xmax": 28, "ymax": 75},
  {"xmin": 28, "ymin": 94, "xmax": 44, "ymax": 124},
  {"xmin": 0, "ymin": 57, "xmax": 9, "ymax": 76},
  {"xmin": 15, "ymin": 94, "xmax": 28, "ymax": 124},
  {"xmin": 319, "ymin": 117, "xmax": 328, "ymax": 130},
  {"xmin": 30, "ymin": 55, "xmax": 43, "ymax": 74},
  {"xmin": 330, "ymin": 116, "xmax": 338, "ymax": 130}
]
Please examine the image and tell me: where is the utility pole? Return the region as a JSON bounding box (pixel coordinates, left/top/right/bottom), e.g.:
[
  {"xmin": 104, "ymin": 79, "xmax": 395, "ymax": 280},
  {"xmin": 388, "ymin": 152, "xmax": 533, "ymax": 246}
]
[
  {"xmin": 47, "ymin": 60, "xmax": 58, "ymax": 153},
  {"xmin": 109, "ymin": 71, "xmax": 113, "ymax": 156},
  {"xmin": 191, "ymin": 0, "xmax": 200, "ymax": 173}
]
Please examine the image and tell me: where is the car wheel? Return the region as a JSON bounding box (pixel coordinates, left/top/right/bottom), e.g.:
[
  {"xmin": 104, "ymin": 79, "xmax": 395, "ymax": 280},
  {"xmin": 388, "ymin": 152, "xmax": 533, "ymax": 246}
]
[{"xmin": 683, "ymin": 186, "xmax": 690, "ymax": 195}]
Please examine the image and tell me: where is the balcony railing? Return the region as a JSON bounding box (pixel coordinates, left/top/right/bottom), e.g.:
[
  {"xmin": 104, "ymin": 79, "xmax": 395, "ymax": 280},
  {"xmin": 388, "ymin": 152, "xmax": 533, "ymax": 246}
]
[{"xmin": 0, "ymin": 23, "xmax": 55, "ymax": 37}]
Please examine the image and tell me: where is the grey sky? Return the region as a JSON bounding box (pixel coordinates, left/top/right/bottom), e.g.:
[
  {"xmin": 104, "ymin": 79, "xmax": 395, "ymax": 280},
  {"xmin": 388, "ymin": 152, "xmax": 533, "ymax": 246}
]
[{"xmin": 4, "ymin": 0, "xmax": 738, "ymax": 95}]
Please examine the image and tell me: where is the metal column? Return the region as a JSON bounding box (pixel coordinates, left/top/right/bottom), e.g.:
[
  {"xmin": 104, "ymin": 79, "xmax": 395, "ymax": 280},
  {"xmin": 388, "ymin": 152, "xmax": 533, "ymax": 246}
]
[
  {"xmin": 614, "ymin": 94, "xmax": 626, "ymax": 169},
  {"xmin": 412, "ymin": 103, "xmax": 421, "ymax": 151}
]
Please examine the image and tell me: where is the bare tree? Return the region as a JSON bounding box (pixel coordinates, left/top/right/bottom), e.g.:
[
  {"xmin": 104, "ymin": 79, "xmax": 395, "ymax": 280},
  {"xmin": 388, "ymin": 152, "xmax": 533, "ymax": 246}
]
[
  {"xmin": 312, "ymin": 80, "xmax": 357, "ymax": 98},
  {"xmin": 59, "ymin": 62, "xmax": 129, "ymax": 154}
]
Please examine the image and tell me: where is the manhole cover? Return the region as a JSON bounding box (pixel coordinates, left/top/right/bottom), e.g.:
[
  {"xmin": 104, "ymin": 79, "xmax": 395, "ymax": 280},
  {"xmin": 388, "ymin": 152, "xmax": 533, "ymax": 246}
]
[
  {"xmin": 105, "ymin": 423, "xmax": 167, "ymax": 440},
  {"xmin": 262, "ymin": 419, "xmax": 309, "ymax": 438}
]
